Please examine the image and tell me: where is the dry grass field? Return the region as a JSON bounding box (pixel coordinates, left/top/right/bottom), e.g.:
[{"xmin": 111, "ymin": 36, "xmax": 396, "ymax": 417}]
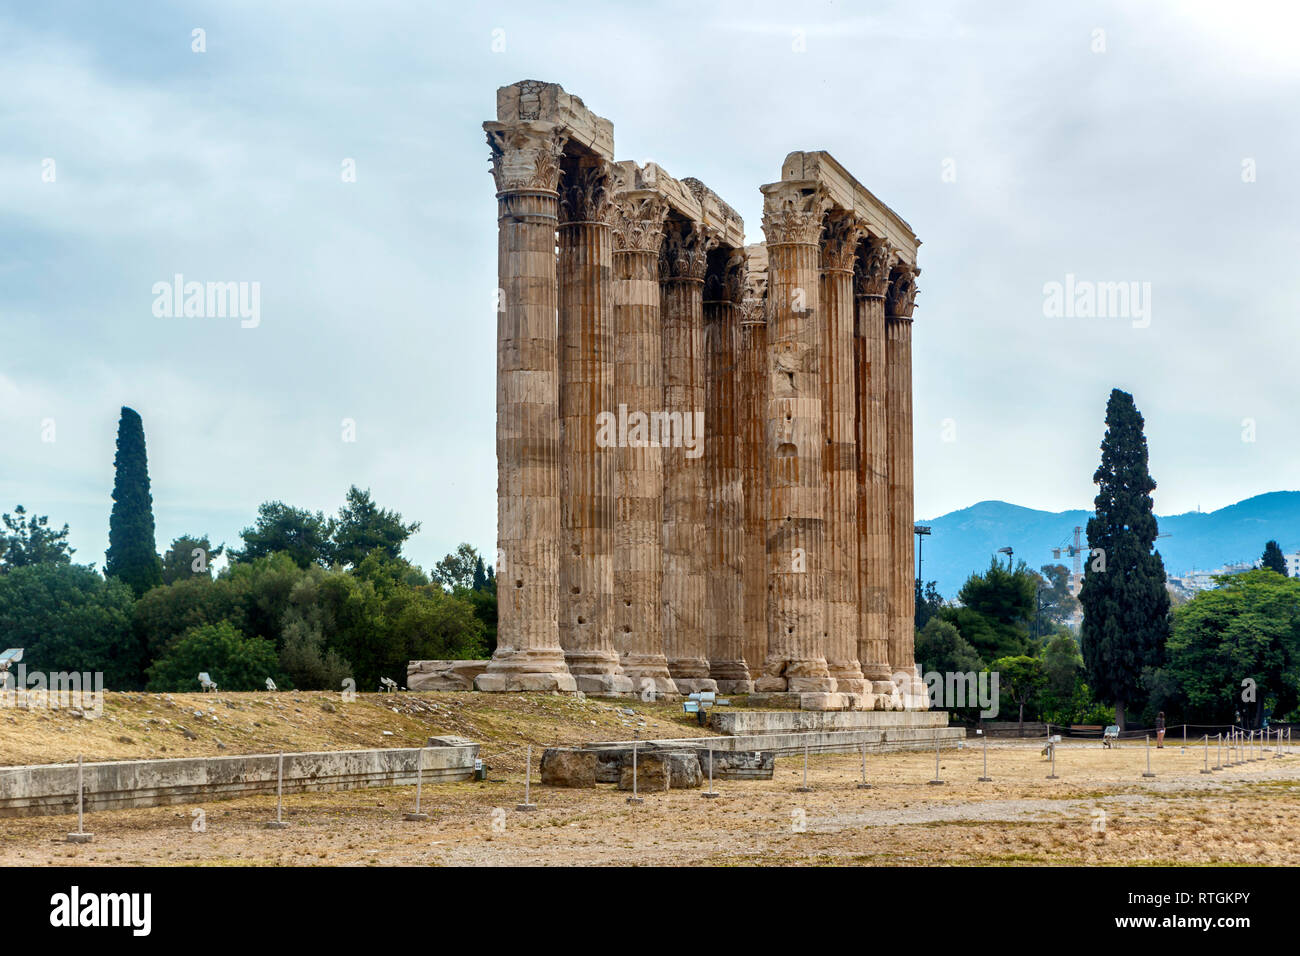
[{"xmin": 3, "ymin": 692, "xmax": 1298, "ymax": 866}]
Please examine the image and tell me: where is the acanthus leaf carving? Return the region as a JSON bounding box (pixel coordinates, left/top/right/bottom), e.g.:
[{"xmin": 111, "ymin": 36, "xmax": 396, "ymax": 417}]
[
  {"xmin": 885, "ymin": 262, "xmax": 920, "ymax": 318},
  {"xmin": 854, "ymin": 236, "xmax": 894, "ymax": 298},
  {"xmin": 486, "ymin": 124, "xmax": 567, "ymax": 193}
]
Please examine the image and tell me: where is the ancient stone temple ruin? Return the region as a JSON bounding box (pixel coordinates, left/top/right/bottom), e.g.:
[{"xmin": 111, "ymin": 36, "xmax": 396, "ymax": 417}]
[{"xmin": 477, "ymin": 80, "xmax": 927, "ymax": 711}]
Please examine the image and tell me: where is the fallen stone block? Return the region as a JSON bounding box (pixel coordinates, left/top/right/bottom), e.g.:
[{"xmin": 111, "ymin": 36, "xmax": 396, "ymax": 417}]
[
  {"xmin": 616, "ymin": 751, "xmax": 701, "ymax": 791},
  {"xmin": 406, "ymin": 660, "xmax": 489, "ymax": 691},
  {"xmin": 540, "ymin": 748, "xmax": 598, "ymax": 788}
]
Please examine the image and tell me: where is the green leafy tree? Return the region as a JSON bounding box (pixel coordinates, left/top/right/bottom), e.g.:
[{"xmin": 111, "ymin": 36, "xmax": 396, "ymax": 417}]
[
  {"xmin": 145, "ymin": 622, "xmax": 281, "ymax": 692},
  {"xmin": 1165, "ymin": 569, "xmax": 1300, "ymax": 728},
  {"xmin": 434, "ymin": 543, "xmax": 480, "ymax": 592},
  {"xmin": 1035, "ymin": 563, "xmax": 1079, "ymax": 635},
  {"xmin": 133, "ymin": 574, "xmax": 243, "ymax": 661},
  {"xmin": 1, "ymin": 505, "xmax": 75, "ymax": 571},
  {"xmin": 472, "ymin": 556, "xmax": 488, "ymax": 591},
  {"xmin": 990, "ymin": 654, "xmax": 1047, "ymax": 733},
  {"xmin": 1261, "ymin": 540, "xmax": 1288, "ymax": 577},
  {"xmin": 328, "ymin": 485, "xmax": 421, "ymax": 569},
  {"xmin": 161, "ymin": 534, "xmax": 224, "ymax": 584},
  {"xmin": 0, "ymin": 563, "xmax": 142, "ymax": 688},
  {"xmin": 914, "ymin": 579, "xmax": 943, "ymax": 631},
  {"xmin": 1079, "ymin": 389, "xmax": 1171, "ymax": 728},
  {"xmin": 231, "ymin": 501, "xmax": 332, "ymax": 569},
  {"xmin": 939, "ymin": 557, "xmax": 1036, "ymax": 662},
  {"xmin": 105, "ymin": 406, "xmax": 163, "ymax": 597},
  {"xmin": 915, "ymin": 616, "xmax": 984, "ymax": 676},
  {"xmin": 1039, "ymin": 629, "xmax": 1090, "ymax": 724}
]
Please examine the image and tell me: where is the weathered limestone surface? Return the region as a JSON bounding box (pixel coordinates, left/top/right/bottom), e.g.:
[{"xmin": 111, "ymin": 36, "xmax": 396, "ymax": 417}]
[
  {"xmin": 885, "ymin": 263, "xmax": 926, "ymax": 709},
  {"xmin": 540, "ymin": 747, "xmax": 599, "ymax": 787},
  {"xmin": 704, "ymin": 248, "xmax": 752, "ymax": 693},
  {"xmin": 609, "ymin": 177, "xmax": 677, "ymax": 697},
  {"xmin": 854, "ymin": 237, "xmax": 895, "ymax": 697},
  {"xmin": 739, "ymin": 246, "xmax": 769, "ymax": 679},
  {"xmin": 557, "ymin": 157, "xmax": 633, "ymax": 696},
  {"xmin": 477, "ymin": 82, "xmax": 928, "ymax": 710},
  {"xmin": 615, "ymin": 750, "xmax": 702, "ymax": 791},
  {"xmin": 407, "ymin": 660, "xmax": 489, "ymax": 691},
  {"xmin": 757, "ymin": 181, "xmax": 833, "ymax": 694},
  {"xmin": 820, "ymin": 212, "xmax": 867, "ymax": 696},
  {"xmin": 660, "ymin": 218, "xmax": 716, "ymax": 694}
]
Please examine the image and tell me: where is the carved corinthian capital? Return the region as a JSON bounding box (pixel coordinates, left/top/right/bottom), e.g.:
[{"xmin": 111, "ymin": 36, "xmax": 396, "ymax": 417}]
[
  {"xmin": 885, "ymin": 262, "xmax": 920, "ymax": 318},
  {"xmin": 854, "ymin": 236, "xmax": 894, "ymax": 298},
  {"xmin": 821, "ymin": 211, "xmax": 868, "ymax": 272},
  {"xmin": 705, "ymin": 247, "xmax": 747, "ymax": 303},
  {"xmin": 761, "ymin": 183, "xmax": 829, "ymax": 246},
  {"xmin": 485, "ymin": 122, "xmax": 567, "ymax": 193},
  {"xmin": 741, "ymin": 262, "xmax": 767, "ymax": 326},
  {"xmin": 660, "ymin": 220, "xmax": 716, "ymax": 282},
  {"xmin": 609, "ymin": 192, "xmax": 668, "ymax": 254},
  {"xmin": 559, "ymin": 162, "xmax": 614, "ymax": 224}
]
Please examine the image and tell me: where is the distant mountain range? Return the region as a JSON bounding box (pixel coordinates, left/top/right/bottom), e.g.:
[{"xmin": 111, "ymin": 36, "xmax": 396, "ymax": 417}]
[{"xmin": 918, "ymin": 492, "xmax": 1300, "ymax": 598}]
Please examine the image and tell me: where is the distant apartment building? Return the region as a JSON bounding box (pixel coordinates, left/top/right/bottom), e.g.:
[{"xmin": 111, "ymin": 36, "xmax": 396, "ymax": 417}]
[{"xmin": 1169, "ymin": 560, "xmax": 1262, "ymax": 598}]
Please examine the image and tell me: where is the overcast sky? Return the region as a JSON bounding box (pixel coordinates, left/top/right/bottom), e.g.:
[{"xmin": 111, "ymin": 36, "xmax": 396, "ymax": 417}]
[{"xmin": 3, "ymin": 0, "xmax": 1298, "ymax": 575}]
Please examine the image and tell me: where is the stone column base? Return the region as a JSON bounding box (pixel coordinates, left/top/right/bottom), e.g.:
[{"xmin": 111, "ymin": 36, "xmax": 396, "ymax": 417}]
[
  {"xmin": 709, "ymin": 661, "xmax": 752, "ymax": 696},
  {"xmin": 673, "ymin": 677, "xmax": 719, "ymax": 694},
  {"xmin": 564, "ymin": 650, "xmax": 632, "ymax": 689},
  {"xmin": 573, "ymin": 673, "xmax": 636, "ymax": 696},
  {"xmin": 668, "ymin": 659, "xmax": 716, "ymax": 696},
  {"xmin": 714, "ymin": 679, "xmax": 755, "ymax": 694},
  {"xmin": 475, "ymin": 672, "xmax": 579, "ymax": 693},
  {"xmin": 474, "ymin": 648, "xmax": 578, "ymax": 694},
  {"xmin": 620, "ymin": 656, "xmax": 680, "ymax": 698}
]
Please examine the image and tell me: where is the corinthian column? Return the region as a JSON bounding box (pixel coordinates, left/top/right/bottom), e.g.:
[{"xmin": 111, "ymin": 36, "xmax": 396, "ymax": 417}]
[
  {"xmin": 739, "ymin": 252, "xmax": 769, "ymax": 677},
  {"xmin": 885, "ymin": 262, "xmax": 925, "ymax": 709},
  {"xmin": 821, "ymin": 213, "xmax": 867, "ymax": 697},
  {"xmin": 557, "ymin": 160, "xmax": 633, "ymax": 696},
  {"xmin": 704, "ymin": 249, "xmax": 752, "ymax": 693},
  {"xmin": 756, "ymin": 183, "xmax": 834, "ymax": 694},
  {"xmin": 609, "ymin": 190, "xmax": 677, "ymax": 696},
  {"xmin": 854, "ymin": 237, "xmax": 895, "ymax": 697},
  {"xmin": 477, "ymin": 121, "xmax": 576, "ymax": 693},
  {"xmin": 660, "ymin": 219, "xmax": 717, "ymax": 694}
]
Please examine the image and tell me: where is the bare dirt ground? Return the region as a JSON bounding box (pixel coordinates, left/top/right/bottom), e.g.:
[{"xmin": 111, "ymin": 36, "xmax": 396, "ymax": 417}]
[{"xmin": 4, "ymin": 696, "xmax": 1298, "ymax": 866}]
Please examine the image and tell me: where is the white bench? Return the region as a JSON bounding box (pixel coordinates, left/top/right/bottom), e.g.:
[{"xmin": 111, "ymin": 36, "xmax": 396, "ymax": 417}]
[{"xmin": 198, "ymin": 672, "xmax": 218, "ymax": 693}]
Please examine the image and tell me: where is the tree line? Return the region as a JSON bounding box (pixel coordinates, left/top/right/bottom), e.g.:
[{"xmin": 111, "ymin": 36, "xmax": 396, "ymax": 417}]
[
  {"xmin": 917, "ymin": 389, "xmax": 1299, "ymax": 731},
  {"xmin": 0, "ymin": 407, "xmax": 496, "ymax": 692}
]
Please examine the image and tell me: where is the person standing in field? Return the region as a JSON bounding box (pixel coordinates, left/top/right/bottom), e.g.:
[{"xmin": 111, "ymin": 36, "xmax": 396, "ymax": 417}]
[{"xmin": 1156, "ymin": 711, "xmax": 1166, "ymax": 749}]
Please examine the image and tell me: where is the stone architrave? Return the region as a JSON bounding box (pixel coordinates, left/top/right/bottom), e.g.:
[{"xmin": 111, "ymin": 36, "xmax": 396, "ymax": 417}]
[
  {"xmin": 477, "ymin": 119, "xmax": 576, "ymax": 692},
  {"xmin": 704, "ymin": 248, "xmax": 752, "ymax": 693},
  {"xmin": 660, "ymin": 219, "xmax": 717, "ymax": 694},
  {"xmin": 853, "ymin": 236, "xmax": 896, "ymax": 698},
  {"xmin": 609, "ymin": 187, "xmax": 678, "ymax": 697},
  {"xmin": 756, "ymin": 182, "xmax": 834, "ymax": 694},
  {"xmin": 557, "ymin": 159, "xmax": 633, "ymax": 696},
  {"xmin": 820, "ymin": 212, "xmax": 868, "ymax": 696},
  {"xmin": 885, "ymin": 261, "xmax": 926, "ymax": 709}
]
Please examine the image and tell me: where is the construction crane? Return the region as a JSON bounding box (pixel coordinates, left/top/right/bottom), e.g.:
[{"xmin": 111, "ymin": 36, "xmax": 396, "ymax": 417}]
[
  {"xmin": 1052, "ymin": 526, "xmax": 1172, "ymax": 596},
  {"xmin": 1051, "ymin": 526, "xmax": 1086, "ymax": 596}
]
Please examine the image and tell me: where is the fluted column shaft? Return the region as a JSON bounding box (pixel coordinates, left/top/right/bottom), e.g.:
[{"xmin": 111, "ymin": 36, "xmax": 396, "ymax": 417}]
[
  {"xmin": 886, "ymin": 264, "xmax": 919, "ymax": 697},
  {"xmin": 757, "ymin": 185, "xmax": 833, "ymax": 693},
  {"xmin": 739, "ymin": 277, "xmax": 768, "ymax": 679},
  {"xmin": 660, "ymin": 222, "xmax": 715, "ymax": 692},
  {"xmin": 557, "ymin": 165, "xmax": 631, "ymax": 695},
  {"xmin": 478, "ymin": 122, "xmax": 575, "ymax": 692},
  {"xmin": 704, "ymin": 253, "xmax": 751, "ymax": 692},
  {"xmin": 610, "ymin": 194, "xmax": 676, "ymax": 695},
  {"xmin": 854, "ymin": 241, "xmax": 893, "ymax": 686},
  {"xmin": 821, "ymin": 217, "xmax": 866, "ymax": 694}
]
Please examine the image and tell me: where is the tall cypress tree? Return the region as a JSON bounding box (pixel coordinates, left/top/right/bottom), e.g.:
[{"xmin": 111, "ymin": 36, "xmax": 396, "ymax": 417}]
[
  {"xmin": 1079, "ymin": 389, "xmax": 1170, "ymax": 728},
  {"xmin": 1261, "ymin": 540, "xmax": 1288, "ymax": 576},
  {"xmin": 106, "ymin": 406, "xmax": 163, "ymax": 597}
]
